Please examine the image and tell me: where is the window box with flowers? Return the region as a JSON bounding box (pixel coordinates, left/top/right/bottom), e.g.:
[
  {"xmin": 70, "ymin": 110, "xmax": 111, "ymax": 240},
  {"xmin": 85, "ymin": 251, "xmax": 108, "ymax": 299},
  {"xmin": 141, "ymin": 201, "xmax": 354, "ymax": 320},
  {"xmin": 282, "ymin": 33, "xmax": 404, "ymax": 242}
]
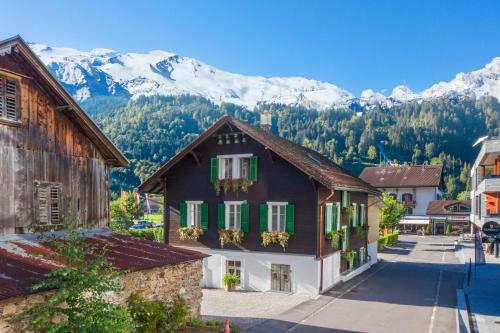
[
  {"xmin": 178, "ymin": 201, "xmax": 208, "ymax": 240},
  {"xmin": 324, "ymin": 202, "xmax": 341, "ymax": 249},
  {"xmin": 259, "ymin": 202, "xmax": 295, "ymax": 251},
  {"xmin": 211, "ymin": 155, "xmax": 258, "ymax": 195},
  {"xmin": 217, "ymin": 201, "xmax": 249, "ymax": 248}
]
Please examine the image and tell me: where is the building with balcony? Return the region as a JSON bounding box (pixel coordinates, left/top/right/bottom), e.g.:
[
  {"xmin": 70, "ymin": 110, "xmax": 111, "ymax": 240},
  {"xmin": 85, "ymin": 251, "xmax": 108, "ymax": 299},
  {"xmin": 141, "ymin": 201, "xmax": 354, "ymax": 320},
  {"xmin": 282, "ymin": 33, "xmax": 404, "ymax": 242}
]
[
  {"xmin": 360, "ymin": 165, "xmax": 444, "ymax": 233},
  {"xmin": 471, "ymin": 136, "xmax": 500, "ymax": 230}
]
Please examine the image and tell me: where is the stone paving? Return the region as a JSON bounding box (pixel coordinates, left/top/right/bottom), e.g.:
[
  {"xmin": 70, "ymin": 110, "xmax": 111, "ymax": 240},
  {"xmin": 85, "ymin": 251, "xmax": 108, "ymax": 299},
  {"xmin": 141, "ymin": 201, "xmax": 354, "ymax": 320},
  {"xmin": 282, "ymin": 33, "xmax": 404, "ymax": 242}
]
[{"xmin": 200, "ymin": 288, "xmax": 315, "ymax": 330}]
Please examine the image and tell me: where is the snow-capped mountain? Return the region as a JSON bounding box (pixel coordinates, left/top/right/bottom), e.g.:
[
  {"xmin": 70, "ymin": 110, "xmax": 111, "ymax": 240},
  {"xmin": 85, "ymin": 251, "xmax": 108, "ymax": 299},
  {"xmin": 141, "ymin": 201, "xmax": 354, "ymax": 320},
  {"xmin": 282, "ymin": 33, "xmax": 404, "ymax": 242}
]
[{"xmin": 30, "ymin": 42, "xmax": 500, "ymax": 110}]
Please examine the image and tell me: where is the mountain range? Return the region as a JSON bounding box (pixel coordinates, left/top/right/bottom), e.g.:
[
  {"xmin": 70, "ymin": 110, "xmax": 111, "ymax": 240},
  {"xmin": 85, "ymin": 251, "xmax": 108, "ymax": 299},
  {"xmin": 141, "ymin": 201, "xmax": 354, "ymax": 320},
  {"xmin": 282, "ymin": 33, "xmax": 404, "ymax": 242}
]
[{"xmin": 30, "ymin": 42, "xmax": 500, "ymax": 111}]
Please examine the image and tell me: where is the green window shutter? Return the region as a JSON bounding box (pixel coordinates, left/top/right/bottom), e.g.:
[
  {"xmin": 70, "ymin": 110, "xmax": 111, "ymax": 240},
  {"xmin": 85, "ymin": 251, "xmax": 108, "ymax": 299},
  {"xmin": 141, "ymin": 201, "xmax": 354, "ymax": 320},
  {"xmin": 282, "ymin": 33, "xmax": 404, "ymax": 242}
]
[
  {"xmin": 347, "ymin": 192, "xmax": 351, "ymax": 205},
  {"xmin": 201, "ymin": 203, "xmax": 209, "ymax": 231},
  {"xmin": 323, "ymin": 205, "xmax": 328, "ymax": 234},
  {"xmin": 241, "ymin": 203, "xmax": 249, "ymax": 232},
  {"xmin": 259, "ymin": 204, "xmax": 268, "ymax": 232},
  {"xmin": 180, "ymin": 202, "xmax": 187, "ymax": 227},
  {"xmin": 210, "ymin": 158, "xmax": 218, "ymax": 182},
  {"xmin": 217, "ymin": 203, "xmax": 226, "ymax": 229},
  {"xmin": 250, "ymin": 156, "xmax": 258, "ymax": 181},
  {"xmin": 285, "ymin": 204, "xmax": 295, "ymax": 235},
  {"xmin": 343, "ymin": 227, "xmax": 349, "ymax": 250},
  {"xmin": 332, "ymin": 205, "xmax": 338, "ymax": 231}
]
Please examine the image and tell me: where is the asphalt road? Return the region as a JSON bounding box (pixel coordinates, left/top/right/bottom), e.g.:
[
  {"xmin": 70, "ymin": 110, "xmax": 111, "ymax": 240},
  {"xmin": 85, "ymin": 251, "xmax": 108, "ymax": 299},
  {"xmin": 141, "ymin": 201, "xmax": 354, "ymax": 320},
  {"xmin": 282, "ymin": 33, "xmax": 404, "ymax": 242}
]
[{"xmin": 251, "ymin": 235, "xmax": 465, "ymax": 333}]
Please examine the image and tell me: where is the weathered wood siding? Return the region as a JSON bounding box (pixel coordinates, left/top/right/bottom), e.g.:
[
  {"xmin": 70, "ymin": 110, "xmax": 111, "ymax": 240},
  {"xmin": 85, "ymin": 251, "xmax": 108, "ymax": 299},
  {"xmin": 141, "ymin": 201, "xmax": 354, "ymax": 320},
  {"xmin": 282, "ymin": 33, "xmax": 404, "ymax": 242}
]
[
  {"xmin": 0, "ymin": 54, "xmax": 109, "ymax": 235},
  {"xmin": 164, "ymin": 127, "xmax": 319, "ymax": 255}
]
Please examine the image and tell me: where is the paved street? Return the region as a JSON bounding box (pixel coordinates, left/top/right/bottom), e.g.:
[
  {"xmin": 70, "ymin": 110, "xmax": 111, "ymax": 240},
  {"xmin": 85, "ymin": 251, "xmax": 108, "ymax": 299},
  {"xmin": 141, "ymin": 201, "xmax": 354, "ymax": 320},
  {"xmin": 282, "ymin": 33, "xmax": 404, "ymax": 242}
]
[{"xmin": 251, "ymin": 235, "xmax": 465, "ymax": 333}]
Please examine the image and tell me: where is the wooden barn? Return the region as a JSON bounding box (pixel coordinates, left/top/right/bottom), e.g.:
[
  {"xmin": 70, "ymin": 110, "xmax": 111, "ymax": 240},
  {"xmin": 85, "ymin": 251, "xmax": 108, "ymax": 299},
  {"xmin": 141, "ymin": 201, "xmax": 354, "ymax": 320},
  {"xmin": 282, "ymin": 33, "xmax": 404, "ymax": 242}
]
[{"xmin": 0, "ymin": 35, "xmax": 128, "ymax": 235}]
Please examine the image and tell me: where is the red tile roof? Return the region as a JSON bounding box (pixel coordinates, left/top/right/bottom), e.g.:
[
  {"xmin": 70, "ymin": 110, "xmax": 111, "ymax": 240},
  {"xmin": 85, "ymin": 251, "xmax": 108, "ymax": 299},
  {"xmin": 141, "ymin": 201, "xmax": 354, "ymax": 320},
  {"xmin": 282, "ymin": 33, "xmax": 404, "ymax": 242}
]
[
  {"xmin": 359, "ymin": 165, "xmax": 443, "ymax": 188},
  {"xmin": 426, "ymin": 200, "xmax": 471, "ymax": 216},
  {"xmin": 139, "ymin": 115, "xmax": 379, "ymax": 194},
  {"xmin": 0, "ymin": 230, "xmax": 207, "ymax": 300}
]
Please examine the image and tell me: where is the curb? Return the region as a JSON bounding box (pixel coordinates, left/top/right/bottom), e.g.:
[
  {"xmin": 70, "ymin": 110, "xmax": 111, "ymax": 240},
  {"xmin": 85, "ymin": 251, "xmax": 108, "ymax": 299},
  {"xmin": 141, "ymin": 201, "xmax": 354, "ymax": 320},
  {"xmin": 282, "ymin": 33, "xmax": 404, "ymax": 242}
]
[{"xmin": 456, "ymin": 289, "xmax": 471, "ymax": 333}]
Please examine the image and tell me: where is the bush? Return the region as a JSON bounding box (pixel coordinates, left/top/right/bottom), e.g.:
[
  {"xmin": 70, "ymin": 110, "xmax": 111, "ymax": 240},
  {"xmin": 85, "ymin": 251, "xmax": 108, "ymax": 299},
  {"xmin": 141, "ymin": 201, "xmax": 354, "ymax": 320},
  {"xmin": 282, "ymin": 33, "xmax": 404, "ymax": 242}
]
[
  {"xmin": 223, "ymin": 273, "xmax": 240, "ymax": 290},
  {"xmin": 187, "ymin": 319, "xmax": 240, "ymax": 333},
  {"xmin": 129, "ymin": 228, "xmax": 164, "ymax": 242},
  {"xmin": 128, "ymin": 293, "xmax": 189, "ymax": 333},
  {"xmin": 378, "ymin": 232, "xmax": 399, "ymax": 250}
]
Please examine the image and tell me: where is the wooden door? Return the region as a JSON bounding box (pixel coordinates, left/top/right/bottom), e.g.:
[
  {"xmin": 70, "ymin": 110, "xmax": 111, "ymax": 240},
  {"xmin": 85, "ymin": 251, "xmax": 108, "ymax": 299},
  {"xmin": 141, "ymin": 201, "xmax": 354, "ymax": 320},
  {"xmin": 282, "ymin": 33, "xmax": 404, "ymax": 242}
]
[{"xmin": 271, "ymin": 264, "xmax": 291, "ymax": 292}]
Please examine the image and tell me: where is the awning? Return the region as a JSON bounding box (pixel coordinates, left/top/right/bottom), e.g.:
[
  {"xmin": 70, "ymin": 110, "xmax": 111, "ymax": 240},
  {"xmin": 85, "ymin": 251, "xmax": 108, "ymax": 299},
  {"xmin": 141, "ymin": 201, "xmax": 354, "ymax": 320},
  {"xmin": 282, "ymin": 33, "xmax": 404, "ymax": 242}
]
[{"xmin": 399, "ymin": 217, "xmax": 430, "ymax": 225}]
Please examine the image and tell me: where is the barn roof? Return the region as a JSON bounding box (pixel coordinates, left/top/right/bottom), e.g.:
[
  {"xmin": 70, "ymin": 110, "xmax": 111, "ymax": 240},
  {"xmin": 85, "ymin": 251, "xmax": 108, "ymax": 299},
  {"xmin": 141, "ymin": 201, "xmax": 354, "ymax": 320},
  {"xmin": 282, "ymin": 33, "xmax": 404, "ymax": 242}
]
[
  {"xmin": 0, "ymin": 230, "xmax": 206, "ymax": 300},
  {"xmin": 138, "ymin": 115, "xmax": 379, "ymax": 194},
  {"xmin": 359, "ymin": 165, "xmax": 443, "ymax": 188},
  {"xmin": 0, "ymin": 35, "xmax": 127, "ymax": 167}
]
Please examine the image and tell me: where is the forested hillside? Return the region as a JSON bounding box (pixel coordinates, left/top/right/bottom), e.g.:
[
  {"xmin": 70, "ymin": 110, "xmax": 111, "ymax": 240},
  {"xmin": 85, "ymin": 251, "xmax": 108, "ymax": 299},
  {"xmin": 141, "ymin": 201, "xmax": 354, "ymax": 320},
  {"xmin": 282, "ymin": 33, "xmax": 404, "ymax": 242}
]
[{"xmin": 93, "ymin": 95, "xmax": 500, "ymax": 199}]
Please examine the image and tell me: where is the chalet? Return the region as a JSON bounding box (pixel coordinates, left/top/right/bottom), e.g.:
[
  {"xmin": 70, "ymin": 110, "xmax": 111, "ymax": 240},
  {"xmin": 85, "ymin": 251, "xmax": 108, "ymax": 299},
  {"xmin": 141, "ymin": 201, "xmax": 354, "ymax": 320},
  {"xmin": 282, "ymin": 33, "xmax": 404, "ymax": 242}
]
[
  {"xmin": 0, "ymin": 36, "xmax": 205, "ymax": 331},
  {"xmin": 139, "ymin": 115, "xmax": 381, "ymax": 294},
  {"xmin": 360, "ymin": 165, "xmax": 444, "ymax": 233},
  {"xmin": 426, "ymin": 200, "xmax": 471, "ymax": 235}
]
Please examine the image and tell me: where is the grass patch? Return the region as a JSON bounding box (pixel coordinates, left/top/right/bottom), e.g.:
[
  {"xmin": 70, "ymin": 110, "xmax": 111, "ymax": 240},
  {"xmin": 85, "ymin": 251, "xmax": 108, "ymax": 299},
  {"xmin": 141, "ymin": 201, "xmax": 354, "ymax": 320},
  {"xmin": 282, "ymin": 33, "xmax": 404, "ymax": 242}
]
[
  {"xmin": 139, "ymin": 214, "xmax": 163, "ymax": 224},
  {"xmin": 185, "ymin": 319, "xmax": 239, "ymax": 333}
]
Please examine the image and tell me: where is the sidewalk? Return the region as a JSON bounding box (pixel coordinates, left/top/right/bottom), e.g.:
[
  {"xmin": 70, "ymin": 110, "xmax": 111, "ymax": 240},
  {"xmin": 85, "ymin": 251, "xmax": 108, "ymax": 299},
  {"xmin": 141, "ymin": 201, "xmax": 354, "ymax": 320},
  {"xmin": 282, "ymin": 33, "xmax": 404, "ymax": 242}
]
[{"xmin": 456, "ymin": 239, "xmax": 500, "ymax": 333}]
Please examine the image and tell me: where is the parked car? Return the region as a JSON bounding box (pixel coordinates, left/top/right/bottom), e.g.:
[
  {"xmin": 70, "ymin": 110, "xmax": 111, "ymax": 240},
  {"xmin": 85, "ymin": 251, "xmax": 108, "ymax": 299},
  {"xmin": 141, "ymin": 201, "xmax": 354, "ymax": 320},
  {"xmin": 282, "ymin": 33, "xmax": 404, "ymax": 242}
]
[{"xmin": 129, "ymin": 220, "xmax": 154, "ymax": 230}]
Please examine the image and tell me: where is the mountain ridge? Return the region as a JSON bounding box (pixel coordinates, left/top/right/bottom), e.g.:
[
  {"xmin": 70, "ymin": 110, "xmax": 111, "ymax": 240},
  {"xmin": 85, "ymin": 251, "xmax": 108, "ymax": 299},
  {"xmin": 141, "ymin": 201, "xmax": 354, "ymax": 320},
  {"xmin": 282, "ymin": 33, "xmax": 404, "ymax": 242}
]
[{"xmin": 30, "ymin": 42, "xmax": 500, "ymax": 111}]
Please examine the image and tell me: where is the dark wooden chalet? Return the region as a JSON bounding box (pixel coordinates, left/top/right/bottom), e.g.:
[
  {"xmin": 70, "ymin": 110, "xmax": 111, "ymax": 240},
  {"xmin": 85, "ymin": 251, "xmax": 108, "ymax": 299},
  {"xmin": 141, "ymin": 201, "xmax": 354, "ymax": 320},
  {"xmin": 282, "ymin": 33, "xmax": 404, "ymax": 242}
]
[
  {"xmin": 139, "ymin": 115, "xmax": 379, "ymax": 274},
  {"xmin": 0, "ymin": 36, "xmax": 127, "ymax": 235}
]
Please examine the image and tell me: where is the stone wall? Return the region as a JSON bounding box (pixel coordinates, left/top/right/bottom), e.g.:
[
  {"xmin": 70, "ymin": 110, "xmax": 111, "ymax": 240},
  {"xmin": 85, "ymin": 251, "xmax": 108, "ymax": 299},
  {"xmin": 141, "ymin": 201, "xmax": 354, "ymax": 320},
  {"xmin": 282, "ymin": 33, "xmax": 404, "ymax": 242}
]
[{"xmin": 0, "ymin": 260, "xmax": 203, "ymax": 332}]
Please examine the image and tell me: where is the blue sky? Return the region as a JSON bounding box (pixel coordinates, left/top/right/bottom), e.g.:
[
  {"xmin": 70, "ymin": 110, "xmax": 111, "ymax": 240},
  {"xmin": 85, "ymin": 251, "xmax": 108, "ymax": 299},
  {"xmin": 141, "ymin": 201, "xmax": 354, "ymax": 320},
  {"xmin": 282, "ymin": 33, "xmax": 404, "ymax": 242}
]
[{"xmin": 2, "ymin": 0, "xmax": 500, "ymax": 95}]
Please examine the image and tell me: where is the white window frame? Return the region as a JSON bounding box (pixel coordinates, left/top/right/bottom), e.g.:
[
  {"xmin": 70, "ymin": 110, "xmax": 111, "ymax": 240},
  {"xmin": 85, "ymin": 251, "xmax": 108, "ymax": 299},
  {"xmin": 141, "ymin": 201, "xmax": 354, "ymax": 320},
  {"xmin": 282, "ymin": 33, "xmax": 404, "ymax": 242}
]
[
  {"xmin": 325, "ymin": 203, "xmax": 333, "ymax": 233},
  {"xmin": 352, "ymin": 203, "xmax": 358, "ymax": 226},
  {"xmin": 186, "ymin": 201, "xmax": 203, "ymax": 227},
  {"xmin": 267, "ymin": 201, "xmax": 287, "ymax": 232},
  {"xmin": 360, "ymin": 247, "xmax": 366, "ymax": 264},
  {"xmin": 341, "ymin": 225, "xmax": 348, "ymax": 250},
  {"xmin": 224, "ymin": 201, "xmax": 245, "ymax": 231},
  {"xmin": 336, "ymin": 202, "xmax": 341, "ymax": 231},
  {"xmin": 360, "ymin": 204, "xmax": 366, "ymax": 226},
  {"xmin": 217, "ymin": 154, "xmax": 253, "ymax": 180},
  {"xmin": 226, "ymin": 260, "xmax": 242, "ymax": 285}
]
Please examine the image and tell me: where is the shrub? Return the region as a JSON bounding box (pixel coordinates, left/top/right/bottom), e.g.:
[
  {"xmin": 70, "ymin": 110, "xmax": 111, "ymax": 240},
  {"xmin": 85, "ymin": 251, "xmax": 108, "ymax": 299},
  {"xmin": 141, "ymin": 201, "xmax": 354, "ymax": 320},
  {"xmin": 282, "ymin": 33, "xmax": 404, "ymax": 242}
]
[
  {"xmin": 446, "ymin": 224, "xmax": 452, "ymax": 235},
  {"xmin": 128, "ymin": 293, "xmax": 189, "ymax": 333},
  {"xmin": 129, "ymin": 228, "xmax": 164, "ymax": 242},
  {"xmin": 378, "ymin": 232, "xmax": 399, "ymax": 250},
  {"xmin": 16, "ymin": 216, "xmax": 135, "ymax": 332},
  {"xmin": 223, "ymin": 273, "xmax": 240, "ymax": 290}
]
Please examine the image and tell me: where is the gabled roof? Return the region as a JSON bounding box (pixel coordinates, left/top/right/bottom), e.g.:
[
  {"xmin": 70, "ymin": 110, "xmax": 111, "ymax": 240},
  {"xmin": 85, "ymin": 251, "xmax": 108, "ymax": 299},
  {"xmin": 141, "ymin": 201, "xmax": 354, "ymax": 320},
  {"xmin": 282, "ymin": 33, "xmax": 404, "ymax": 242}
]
[
  {"xmin": 0, "ymin": 230, "xmax": 207, "ymax": 300},
  {"xmin": 0, "ymin": 36, "xmax": 127, "ymax": 167},
  {"xmin": 359, "ymin": 165, "xmax": 443, "ymax": 188},
  {"xmin": 138, "ymin": 115, "xmax": 379, "ymax": 194},
  {"xmin": 426, "ymin": 200, "xmax": 471, "ymax": 216}
]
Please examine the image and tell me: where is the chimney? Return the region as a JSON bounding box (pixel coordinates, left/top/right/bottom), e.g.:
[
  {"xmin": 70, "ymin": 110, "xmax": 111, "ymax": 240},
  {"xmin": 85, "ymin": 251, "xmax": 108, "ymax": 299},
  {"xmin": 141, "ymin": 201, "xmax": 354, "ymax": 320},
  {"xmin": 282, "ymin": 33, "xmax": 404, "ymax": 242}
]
[{"xmin": 260, "ymin": 111, "xmax": 272, "ymax": 133}]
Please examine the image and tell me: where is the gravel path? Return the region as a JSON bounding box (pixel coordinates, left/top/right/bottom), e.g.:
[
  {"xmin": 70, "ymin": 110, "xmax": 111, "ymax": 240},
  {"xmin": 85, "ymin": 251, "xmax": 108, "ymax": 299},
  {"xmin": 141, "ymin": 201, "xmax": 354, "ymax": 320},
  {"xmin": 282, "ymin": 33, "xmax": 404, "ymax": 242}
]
[{"xmin": 201, "ymin": 288, "xmax": 315, "ymax": 330}]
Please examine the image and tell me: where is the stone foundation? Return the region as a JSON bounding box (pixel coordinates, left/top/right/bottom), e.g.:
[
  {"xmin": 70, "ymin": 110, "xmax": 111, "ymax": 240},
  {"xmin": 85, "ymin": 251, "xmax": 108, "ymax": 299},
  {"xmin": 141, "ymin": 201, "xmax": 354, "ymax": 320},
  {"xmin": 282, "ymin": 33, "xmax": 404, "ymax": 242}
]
[{"xmin": 0, "ymin": 260, "xmax": 203, "ymax": 332}]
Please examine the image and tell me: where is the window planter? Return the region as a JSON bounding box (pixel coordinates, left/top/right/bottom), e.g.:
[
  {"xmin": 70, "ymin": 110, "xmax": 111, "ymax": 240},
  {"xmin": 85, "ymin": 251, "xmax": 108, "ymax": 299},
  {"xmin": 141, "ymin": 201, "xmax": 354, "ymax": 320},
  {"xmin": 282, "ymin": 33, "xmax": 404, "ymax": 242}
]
[
  {"xmin": 213, "ymin": 178, "xmax": 252, "ymax": 196},
  {"xmin": 353, "ymin": 225, "xmax": 369, "ymax": 237},
  {"xmin": 341, "ymin": 250, "xmax": 358, "ymax": 270},
  {"xmin": 326, "ymin": 230, "xmax": 341, "ymax": 249},
  {"xmin": 177, "ymin": 226, "xmax": 204, "ymax": 240},
  {"xmin": 223, "ymin": 273, "xmax": 240, "ymax": 292},
  {"xmin": 218, "ymin": 229, "xmax": 245, "ymax": 248},
  {"xmin": 261, "ymin": 231, "xmax": 290, "ymax": 251}
]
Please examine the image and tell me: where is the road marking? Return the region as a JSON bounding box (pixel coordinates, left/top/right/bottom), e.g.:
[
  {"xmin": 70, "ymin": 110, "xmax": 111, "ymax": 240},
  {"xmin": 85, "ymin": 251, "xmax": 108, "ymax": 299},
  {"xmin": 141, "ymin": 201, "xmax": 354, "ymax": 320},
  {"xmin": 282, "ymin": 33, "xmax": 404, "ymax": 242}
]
[
  {"xmin": 427, "ymin": 242, "xmax": 446, "ymax": 333},
  {"xmin": 285, "ymin": 261, "xmax": 392, "ymax": 333}
]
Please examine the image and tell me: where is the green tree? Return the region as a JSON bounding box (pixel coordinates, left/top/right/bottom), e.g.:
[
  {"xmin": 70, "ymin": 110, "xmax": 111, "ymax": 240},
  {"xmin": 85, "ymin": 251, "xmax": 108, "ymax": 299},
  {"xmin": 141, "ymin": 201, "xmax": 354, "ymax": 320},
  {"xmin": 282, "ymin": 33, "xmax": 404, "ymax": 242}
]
[
  {"xmin": 425, "ymin": 142, "xmax": 436, "ymax": 160},
  {"xmin": 412, "ymin": 145, "xmax": 423, "ymax": 164},
  {"xmin": 444, "ymin": 175, "xmax": 458, "ymax": 199},
  {"xmin": 457, "ymin": 191, "xmax": 470, "ymax": 200},
  {"xmin": 379, "ymin": 193, "xmax": 406, "ymax": 232},
  {"xmin": 110, "ymin": 192, "xmax": 141, "ymax": 231},
  {"xmin": 367, "ymin": 145, "xmax": 377, "ymax": 161},
  {"xmin": 17, "ymin": 217, "xmax": 135, "ymax": 332}
]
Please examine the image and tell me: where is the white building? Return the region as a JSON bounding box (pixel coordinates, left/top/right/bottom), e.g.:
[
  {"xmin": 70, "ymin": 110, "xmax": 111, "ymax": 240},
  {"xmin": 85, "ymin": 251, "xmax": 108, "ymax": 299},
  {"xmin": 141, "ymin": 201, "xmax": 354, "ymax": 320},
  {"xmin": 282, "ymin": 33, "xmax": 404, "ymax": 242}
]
[{"xmin": 360, "ymin": 165, "xmax": 444, "ymax": 233}]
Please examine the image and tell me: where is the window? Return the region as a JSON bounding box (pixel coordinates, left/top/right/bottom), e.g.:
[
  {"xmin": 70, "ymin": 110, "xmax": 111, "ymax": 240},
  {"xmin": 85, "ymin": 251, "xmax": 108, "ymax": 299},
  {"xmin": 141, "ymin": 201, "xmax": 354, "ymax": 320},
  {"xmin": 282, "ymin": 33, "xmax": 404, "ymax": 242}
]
[
  {"xmin": 360, "ymin": 204, "xmax": 366, "ymax": 226},
  {"xmin": 187, "ymin": 201, "xmax": 202, "ymax": 227},
  {"xmin": 226, "ymin": 260, "xmax": 241, "ymax": 284},
  {"xmin": 268, "ymin": 202, "xmax": 287, "ymax": 232},
  {"xmin": 0, "ymin": 75, "xmax": 19, "ymax": 122},
  {"xmin": 359, "ymin": 247, "xmax": 366, "ymax": 264},
  {"xmin": 226, "ymin": 202, "xmax": 242, "ymax": 230},
  {"xmin": 352, "ymin": 203, "xmax": 358, "ymax": 226},
  {"xmin": 402, "ymin": 193, "xmax": 413, "ymax": 202},
  {"xmin": 219, "ymin": 158, "xmax": 233, "ymax": 179},
  {"xmin": 212, "ymin": 154, "xmax": 257, "ymax": 181},
  {"xmin": 34, "ymin": 181, "xmax": 61, "ymax": 226},
  {"xmin": 324, "ymin": 203, "xmax": 340, "ymax": 233},
  {"xmin": 180, "ymin": 202, "xmax": 208, "ymax": 230}
]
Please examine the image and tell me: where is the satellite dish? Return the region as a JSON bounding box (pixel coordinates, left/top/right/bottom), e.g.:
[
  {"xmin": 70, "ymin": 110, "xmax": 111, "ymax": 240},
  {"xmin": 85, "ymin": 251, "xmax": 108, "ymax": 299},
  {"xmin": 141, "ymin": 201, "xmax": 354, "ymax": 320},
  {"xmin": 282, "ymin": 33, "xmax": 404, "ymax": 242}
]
[{"xmin": 472, "ymin": 136, "xmax": 489, "ymax": 147}]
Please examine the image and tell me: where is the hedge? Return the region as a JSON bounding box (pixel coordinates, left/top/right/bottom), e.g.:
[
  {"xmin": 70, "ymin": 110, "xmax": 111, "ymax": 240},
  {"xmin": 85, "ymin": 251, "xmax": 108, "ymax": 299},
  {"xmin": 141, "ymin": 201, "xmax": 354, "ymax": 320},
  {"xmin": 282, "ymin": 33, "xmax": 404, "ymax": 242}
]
[
  {"xmin": 378, "ymin": 232, "xmax": 399, "ymax": 250},
  {"xmin": 128, "ymin": 228, "xmax": 164, "ymax": 243}
]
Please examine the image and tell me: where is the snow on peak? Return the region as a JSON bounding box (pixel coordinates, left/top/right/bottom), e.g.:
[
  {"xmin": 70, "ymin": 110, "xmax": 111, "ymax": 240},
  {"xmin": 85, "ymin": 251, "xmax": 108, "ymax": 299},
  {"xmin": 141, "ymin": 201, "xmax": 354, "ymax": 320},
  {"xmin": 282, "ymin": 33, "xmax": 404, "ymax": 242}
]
[{"xmin": 28, "ymin": 42, "xmax": 500, "ymax": 111}]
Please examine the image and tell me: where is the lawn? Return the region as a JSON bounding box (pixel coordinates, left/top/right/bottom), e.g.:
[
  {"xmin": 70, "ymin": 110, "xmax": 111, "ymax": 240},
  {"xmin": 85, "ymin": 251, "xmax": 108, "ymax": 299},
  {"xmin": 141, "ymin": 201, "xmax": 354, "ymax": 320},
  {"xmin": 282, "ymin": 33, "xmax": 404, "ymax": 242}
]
[{"xmin": 138, "ymin": 214, "xmax": 163, "ymax": 224}]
